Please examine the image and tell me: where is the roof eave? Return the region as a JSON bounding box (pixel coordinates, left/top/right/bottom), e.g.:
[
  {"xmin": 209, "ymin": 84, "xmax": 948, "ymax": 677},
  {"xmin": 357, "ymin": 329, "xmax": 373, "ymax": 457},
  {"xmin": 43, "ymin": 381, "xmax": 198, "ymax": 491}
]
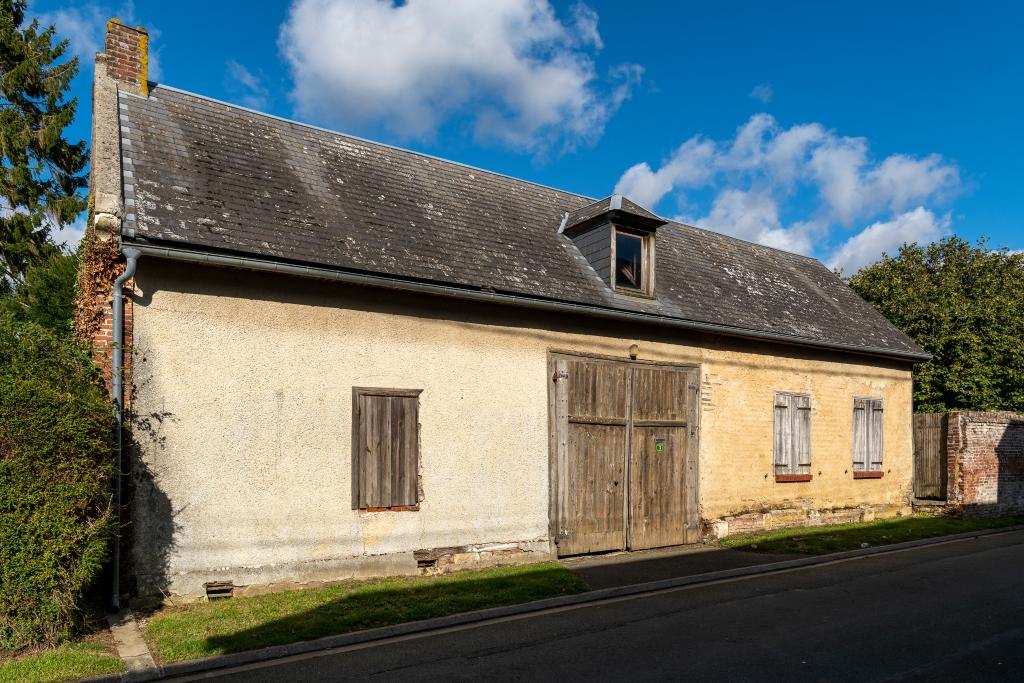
[{"xmin": 123, "ymin": 239, "xmax": 932, "ymax": 364}]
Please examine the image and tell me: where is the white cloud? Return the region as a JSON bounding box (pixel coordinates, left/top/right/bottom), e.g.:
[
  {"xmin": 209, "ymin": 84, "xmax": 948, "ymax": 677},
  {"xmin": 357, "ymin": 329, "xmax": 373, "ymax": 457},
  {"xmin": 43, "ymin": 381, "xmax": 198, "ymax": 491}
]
[
  {"xmin": 615, "ymin": 137, "xmax": 716, "ymax": 207},
  {"xmin": 694, "ymin": 188, "xmax": 780, "ymax": 243},
  {"xmin": 35, "ymin": 5, "xmax": 106, "ymax": 60},
  {"xmin": 828, "ymin": 207, "xmax": 951, "ymax": 274},
  {"xmin": 614, "ymin": 113, "xmax": 960, "ymax": 268},
  {"xmin": 226, "ymin": 60, "xmax": 269, "ymax": 110},
  {"xmin": 35, "ymin": 2, "xmax": 161, "ymax": 79},
  {"xmin": 279, "ymin": 0, "xmax": 640, "ymax": 152},
  {"xmin": 51, "ymin": 214, "xmax": 87, "ymax": 251},
  {"xmin": 749, "ymin": 83, "xmax": 773, "ymax": 103}
]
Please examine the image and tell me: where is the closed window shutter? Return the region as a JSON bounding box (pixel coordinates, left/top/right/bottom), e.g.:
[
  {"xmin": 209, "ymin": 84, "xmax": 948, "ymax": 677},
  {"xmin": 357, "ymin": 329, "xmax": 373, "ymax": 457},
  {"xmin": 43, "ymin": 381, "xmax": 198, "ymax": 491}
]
[
  {"xmin": 391, "ymin": 396, "xmax": 419, "ymax": 505},
  {"xmin": 852, "ymin": 398, "xmax": 868, "ymax": 471},
  {"xmin": 353, "ymin": 389, "xmax": 420, "ymax": 509},
  {"xmin": 869, "ymin": 399, "xmax": 884, "ymax": 470},
  {"xmin": 793, "ymin": 395, "xmax": 812, "ymax": 473},
  {"xmin": 774, "ymin": 393, "xmax": 793, "ymax": 473}
]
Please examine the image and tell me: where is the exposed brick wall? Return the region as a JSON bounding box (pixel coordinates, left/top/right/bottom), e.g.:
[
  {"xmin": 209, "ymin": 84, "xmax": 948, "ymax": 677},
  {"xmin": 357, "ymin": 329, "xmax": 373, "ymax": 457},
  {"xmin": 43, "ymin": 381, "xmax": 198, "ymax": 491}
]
[
  {"xmin": 947, "ymin": 412, "xmax": 1024, "ymax": 517},
  {"xmin": 84, "ymin": 281, "xmax": 134, "ymax": 398},
  {"xmin": 103, "ymin": 20, "xmax": 148, "ymax": 95}
]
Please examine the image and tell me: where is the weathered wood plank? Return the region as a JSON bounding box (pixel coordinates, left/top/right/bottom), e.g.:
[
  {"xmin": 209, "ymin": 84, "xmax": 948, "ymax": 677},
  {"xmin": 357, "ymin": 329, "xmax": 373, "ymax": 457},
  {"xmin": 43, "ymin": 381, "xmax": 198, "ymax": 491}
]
[
  {"xmin": 794, "ymin": 394, "xmax": 812, "ymax": 472},
  {"xmin": 563, "ymin": 423, "xmax": 627, "ymax": 555},
  {"xmin": 351, "ymin": 388, "xmax": 421, "ymax": 509},
  {"xmin": 853, "ymin": 398, "xmax": 867, "ymax": 471},
  {"xmin": 774, "ymin": 393, "xmax": 791, "ymax": 472},
  {"xmin": 913, "ymin": 413, "xmax": 947, "ymax": 499},
  {"xmin": 629, "ymin": 366, "xmax": 691, "ymax": 550},
  {"xmin": 869, "ymin": 399, "xmax": 884, "ymax": 470}
]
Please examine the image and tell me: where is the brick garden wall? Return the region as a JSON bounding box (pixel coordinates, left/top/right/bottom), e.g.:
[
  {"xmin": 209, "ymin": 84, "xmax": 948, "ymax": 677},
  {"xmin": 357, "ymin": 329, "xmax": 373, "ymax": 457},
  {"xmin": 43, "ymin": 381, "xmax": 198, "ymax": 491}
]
[{"xmin": 947, "ymin": 412, "xmax": 1024, "ymax": 517}]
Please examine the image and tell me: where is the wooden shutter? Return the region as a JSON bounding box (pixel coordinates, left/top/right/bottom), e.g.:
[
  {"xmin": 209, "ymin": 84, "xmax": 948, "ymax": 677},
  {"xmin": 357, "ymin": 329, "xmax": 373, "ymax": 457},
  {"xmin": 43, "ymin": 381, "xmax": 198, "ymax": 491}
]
[
  {"xmin": 852, "ymin": 398, "xmax": 868, "ymax": 471},
  {"xmin": 793, "ymin": 395, "xmax": 812, "ymax": 473},
  {"xmin": 774, "ymin": 393, "xmax": 792, "ymax": 473},
  {"xmin": 869, "ymin": 399, "xmax": 884, "ymax": 470},
  {"xmin": 352, "ymin": 388, "xmax": 421, "ymax": 509}
]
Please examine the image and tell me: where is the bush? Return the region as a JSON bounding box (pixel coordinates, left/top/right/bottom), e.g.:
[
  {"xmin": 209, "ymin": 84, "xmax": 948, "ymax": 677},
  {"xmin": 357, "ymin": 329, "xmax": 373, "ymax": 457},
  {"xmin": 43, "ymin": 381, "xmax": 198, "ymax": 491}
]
[{"xmin": 0, "ymin": 316, "xmax": 113, "ymax": 648}]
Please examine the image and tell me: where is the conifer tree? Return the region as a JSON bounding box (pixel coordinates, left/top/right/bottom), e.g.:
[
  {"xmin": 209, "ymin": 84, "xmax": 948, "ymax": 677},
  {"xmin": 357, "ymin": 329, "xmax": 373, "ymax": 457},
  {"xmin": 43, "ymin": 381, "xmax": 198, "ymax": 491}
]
[{"xmin": 0, "ymin": 0, "xmax": 87, "ymax": 289}]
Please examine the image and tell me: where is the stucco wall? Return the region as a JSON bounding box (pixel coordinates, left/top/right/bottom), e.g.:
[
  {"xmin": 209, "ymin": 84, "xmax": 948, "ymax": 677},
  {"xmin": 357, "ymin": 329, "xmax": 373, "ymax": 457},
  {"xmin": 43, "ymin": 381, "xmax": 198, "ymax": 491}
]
[{"xmin": 129, "ymin": 261, "xmax": 914, "ymax": 596}]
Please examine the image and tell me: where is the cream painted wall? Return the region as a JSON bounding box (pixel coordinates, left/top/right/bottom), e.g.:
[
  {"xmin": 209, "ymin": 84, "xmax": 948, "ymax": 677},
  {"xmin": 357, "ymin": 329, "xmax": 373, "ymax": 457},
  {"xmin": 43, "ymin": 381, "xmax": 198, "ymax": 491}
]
[{"xmin": 130, "ymin": 261, "xmax": 914, "ymax": 596}]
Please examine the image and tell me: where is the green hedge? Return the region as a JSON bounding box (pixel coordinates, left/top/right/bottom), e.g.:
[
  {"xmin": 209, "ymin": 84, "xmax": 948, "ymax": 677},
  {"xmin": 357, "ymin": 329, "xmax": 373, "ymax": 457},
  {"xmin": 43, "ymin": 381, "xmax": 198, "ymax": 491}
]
[{"xmin": 0, "ymin": 316, "xmax": 113, "ymax": 648}]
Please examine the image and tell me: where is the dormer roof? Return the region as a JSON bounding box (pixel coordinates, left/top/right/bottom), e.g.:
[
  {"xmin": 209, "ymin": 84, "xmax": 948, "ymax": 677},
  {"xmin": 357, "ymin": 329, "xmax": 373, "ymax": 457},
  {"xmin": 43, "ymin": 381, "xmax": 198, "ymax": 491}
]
[{"xmin": 560, "ymin": 194, "xmax": 667, "ymax": 235}]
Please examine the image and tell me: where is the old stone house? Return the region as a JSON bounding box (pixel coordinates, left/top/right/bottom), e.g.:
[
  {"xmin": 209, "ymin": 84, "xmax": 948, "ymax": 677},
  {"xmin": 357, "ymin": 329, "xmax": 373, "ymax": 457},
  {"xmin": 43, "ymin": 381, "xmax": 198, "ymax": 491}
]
[{"xmin": 83, "ymin": 22, "xmax": 929, "ymax": 600}]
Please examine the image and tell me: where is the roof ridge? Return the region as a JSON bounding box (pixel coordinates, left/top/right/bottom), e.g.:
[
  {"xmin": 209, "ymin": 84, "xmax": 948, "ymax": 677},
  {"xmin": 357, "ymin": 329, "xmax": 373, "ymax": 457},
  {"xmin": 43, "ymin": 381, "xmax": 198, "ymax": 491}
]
[
  {"xmin": 566, "ymin": 195, "xmax": 611, "ymax": 215},
  {"xmin": 142, "ymin": 82, "xmax": 597, "ymax": 204}
]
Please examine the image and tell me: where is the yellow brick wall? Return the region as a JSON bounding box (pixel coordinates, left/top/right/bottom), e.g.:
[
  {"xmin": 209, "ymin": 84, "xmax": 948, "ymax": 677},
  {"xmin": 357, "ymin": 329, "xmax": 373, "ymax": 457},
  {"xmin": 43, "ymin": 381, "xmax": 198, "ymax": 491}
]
[{"xmin": 698, "ymin": 340, "xmax": 914, "ymax": 522}]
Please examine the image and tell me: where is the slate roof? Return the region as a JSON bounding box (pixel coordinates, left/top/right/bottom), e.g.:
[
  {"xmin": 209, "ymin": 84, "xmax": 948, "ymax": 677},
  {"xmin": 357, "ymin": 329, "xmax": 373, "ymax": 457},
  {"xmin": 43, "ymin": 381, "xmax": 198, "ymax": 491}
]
[{"xmin": 118, "ymin": 84, "xmax": 927, "ymax": 361}]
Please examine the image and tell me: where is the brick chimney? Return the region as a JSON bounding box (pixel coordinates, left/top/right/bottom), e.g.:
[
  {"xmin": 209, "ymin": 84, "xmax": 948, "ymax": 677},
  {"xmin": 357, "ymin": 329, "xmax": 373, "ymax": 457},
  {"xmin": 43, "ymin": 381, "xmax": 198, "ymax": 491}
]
[
  {"xmin": 90, "ymin": 19, "xmax": 149, "ymax": 238},
  {"xmin": 77, "ymin": 18, "xmax": 151, "ymax": 380},
  {"xmin": 102, "ymin": 19, "xmax": 149, "ymax": 96}
]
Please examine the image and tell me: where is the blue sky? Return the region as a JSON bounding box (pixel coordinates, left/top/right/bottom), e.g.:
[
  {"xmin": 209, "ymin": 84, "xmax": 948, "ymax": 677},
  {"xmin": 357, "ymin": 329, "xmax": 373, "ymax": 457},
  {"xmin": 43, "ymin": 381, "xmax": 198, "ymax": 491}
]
[{"xmin": 36, "ymin": 0, "xmax": 1023, "ymax": 272}]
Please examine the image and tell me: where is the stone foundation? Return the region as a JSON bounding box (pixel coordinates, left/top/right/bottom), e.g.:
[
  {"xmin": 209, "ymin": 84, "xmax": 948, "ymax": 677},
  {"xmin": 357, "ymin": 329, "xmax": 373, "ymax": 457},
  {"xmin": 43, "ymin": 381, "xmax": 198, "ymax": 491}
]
[
  {"xmin": 706, "ymin": 503, "xmax": 912, "ymax": 539},
  {"xmin": 136, "ymin": 539, "xmax": 551, "ymax": 605}
]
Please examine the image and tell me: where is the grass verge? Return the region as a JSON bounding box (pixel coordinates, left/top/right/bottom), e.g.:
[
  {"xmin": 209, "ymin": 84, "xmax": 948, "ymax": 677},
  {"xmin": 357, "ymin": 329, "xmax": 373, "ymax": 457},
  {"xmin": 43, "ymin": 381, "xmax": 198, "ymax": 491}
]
[
  {"xmin": 0, "ymin": 642, "xmax": 124, "ymax": 683},
  {"xmin": 721, "ymin": 514, "xmax": 1024, "ymax": 555},
  {"xmin": 145, "ymin": 562, "xmax": 588, "ymax": 664}
]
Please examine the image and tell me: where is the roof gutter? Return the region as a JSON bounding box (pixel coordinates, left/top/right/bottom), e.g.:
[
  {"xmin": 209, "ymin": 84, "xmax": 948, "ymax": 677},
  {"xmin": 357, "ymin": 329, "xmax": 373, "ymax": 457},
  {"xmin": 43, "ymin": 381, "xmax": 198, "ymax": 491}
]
[{"xmin": 128, "ymin": 242, "xmax": 931, "ymax": 363}]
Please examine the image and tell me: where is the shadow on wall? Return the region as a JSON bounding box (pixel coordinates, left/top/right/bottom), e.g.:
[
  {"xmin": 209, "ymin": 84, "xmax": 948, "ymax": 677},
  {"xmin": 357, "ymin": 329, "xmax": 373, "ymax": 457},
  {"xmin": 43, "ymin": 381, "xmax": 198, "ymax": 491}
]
[
  {"xmin": 123, "ymin": 407, "xmax": 180, "ymax": 600},
  {"xmin": 956, "ymin": 415, "xmax": 1024, "ymax": 519},
  {"xmin": 196, "ymin": 565, "xmax": 583, "ymax": 656}
]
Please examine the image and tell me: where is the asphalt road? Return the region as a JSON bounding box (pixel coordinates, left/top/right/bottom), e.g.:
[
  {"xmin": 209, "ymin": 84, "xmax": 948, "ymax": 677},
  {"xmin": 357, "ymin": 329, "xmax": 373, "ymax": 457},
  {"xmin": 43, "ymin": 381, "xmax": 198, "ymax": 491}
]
[{"xmin": 174, "ymin": 530, "xmax": 1024, "ymax": 682}]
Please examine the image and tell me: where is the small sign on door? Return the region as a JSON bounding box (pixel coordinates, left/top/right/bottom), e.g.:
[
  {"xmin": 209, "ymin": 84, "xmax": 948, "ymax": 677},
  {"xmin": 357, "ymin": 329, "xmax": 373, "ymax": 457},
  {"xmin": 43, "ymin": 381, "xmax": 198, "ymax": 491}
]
[{"xmin": 654, "ymin": 436, "xmax": 667, "ymax": 452}]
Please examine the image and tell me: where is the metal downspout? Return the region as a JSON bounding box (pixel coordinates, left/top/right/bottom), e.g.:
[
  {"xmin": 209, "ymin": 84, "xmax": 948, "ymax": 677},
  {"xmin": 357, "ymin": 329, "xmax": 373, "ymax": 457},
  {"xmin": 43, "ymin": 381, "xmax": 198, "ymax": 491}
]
[{"xmin": 111, "ymin": 246, "xmax": 141, "ymax": 611}]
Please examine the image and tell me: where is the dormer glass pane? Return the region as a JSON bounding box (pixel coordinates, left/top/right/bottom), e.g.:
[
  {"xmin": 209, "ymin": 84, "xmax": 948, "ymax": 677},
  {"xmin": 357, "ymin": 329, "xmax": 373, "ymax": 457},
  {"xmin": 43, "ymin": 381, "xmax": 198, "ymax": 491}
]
[{"xmin": 616, "ymin": 231, "xmax": 644, "ymax": 290}]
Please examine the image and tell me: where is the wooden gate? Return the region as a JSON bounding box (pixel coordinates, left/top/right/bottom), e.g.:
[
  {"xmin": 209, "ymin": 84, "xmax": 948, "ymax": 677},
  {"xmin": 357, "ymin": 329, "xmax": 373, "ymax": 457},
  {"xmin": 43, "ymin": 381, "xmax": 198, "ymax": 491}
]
[
  {"xmin": 913, "ymin": 413, "xmax": 947, "ymax": 500},
  {"xmin": 549, "ymin": 353, "xmax": 700, "ymax": 555}
]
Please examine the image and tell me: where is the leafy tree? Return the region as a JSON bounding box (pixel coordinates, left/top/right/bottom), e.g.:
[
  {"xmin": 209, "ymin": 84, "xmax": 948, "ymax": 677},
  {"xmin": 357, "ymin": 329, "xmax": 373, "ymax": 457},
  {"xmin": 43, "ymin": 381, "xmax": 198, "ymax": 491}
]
[
  {"xmin": 849, "ymin": 236, "xmax": 1024, "ymax": 412},
  {"xmin": 0, "ymin": 0, "xmax": 87, "ymax": 288},
  {"xmin": 0, "ymin": 246, "xmax": 78, "ymax": 334}
]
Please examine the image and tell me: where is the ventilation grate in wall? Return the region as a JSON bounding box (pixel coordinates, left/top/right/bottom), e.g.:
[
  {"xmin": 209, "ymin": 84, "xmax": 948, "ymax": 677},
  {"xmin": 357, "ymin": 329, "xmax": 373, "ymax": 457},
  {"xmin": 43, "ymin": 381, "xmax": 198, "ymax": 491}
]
[{"xmin": 204, "ymin": 581, "xmax": 235, "ymax": 600}]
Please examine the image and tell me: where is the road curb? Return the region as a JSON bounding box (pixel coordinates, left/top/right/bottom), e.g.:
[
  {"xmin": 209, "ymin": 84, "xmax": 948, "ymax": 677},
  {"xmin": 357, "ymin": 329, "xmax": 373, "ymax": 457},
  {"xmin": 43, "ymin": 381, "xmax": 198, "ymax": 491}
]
[{"xmin": 84, "ymin": 524, "xmax": 1024, "ymax": 682}]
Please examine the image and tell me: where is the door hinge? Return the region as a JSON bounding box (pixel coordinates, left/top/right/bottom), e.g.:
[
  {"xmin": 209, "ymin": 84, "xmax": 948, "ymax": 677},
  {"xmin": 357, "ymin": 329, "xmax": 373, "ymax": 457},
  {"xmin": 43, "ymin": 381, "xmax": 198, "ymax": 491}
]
[{"xmin": 553, "ymin": 370, "xmax": 569, "ymax": 383}]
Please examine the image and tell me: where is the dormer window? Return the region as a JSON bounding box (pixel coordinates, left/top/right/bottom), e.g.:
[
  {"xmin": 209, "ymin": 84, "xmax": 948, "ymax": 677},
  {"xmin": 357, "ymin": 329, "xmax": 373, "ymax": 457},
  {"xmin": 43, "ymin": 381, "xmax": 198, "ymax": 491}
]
[
  {"xmin": 614, "ymin": 228, "xmax": 653, "ymax": 295},
  {"xmin": 560, "ymin": 194, "xmax": 665, "ymax": 298}
]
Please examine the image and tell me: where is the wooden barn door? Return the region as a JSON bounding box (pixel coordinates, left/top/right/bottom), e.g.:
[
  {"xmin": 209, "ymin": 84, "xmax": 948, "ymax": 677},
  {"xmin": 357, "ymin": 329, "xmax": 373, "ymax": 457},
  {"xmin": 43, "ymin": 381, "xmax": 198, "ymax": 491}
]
[
  {"xmin": 550, "ymin": 354, "xmax": 699, "ymax": 556},
  {"xmin": 628, "ymin": 365, "xmax": 700, "ymax": 549},
  {"xmin": 553, "ymin": 356, "xmax": 630, "ymax": 555}
]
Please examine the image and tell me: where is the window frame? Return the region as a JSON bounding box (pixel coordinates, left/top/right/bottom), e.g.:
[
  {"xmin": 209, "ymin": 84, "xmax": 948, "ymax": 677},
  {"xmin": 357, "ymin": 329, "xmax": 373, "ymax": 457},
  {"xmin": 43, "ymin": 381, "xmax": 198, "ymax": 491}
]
[
  {"xmin": 351, "ymin": 386, "xmax": 423, "ymax": 511},
  {"xmin": 611, "ymin": 225, "xmax": 655, "ymax": 297},
  {"xmin": 774, "ymin": 391, "xmax": 813, "ymax": 482},
  {"xmin": 852, "ymin": 396, "xmax": 884, "ymax": 478}
]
